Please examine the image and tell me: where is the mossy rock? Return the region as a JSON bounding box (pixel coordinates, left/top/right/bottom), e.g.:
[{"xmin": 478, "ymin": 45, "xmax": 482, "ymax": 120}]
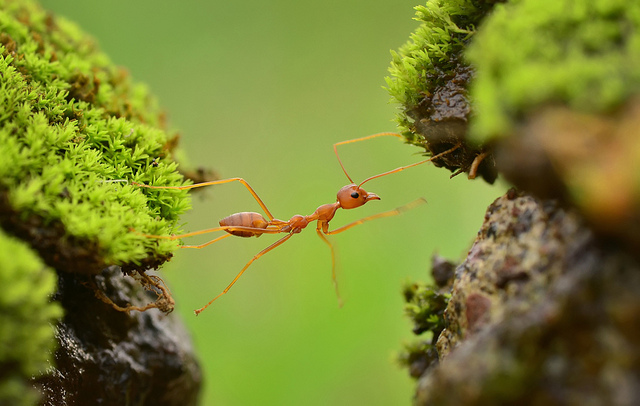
[
  {"xmin": 392, "ymin": 1, "xmax": 640, "ymax": 403},
  {"xmin": 0, "ymin": 0, "xmax": 190, "ymax": 274},
  {"xmin": 0, "ymin": 0, "xmax": 197, "ymax": 403},
  {"xmin": 386, "ymin": 0, "xmax": 640, "ymax": 189},
  {"xmin": 410, "ymin": 190, "xmax": 640, "ymax": 405},
  {"xmin": 385, "ymin": 0, "xmax": 501, "ymax": 183},
  {"xmin": 387, "ymin": 0, "xmax": 640, "ymax": 246}
]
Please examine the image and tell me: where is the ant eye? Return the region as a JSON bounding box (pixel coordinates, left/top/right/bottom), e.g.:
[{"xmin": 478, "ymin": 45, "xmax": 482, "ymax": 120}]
[{"xmin": 351, "ymin": 192, "xmax": 359, "ymax": 199}]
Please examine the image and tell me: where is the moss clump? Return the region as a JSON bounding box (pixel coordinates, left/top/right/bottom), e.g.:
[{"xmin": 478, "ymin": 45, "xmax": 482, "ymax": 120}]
[
  {"xmin": 0, "ymin": 0, "xmax": 194, "ymax": 398},
  {"xmin": 0, "ymin": 229, "xmax": 62, "ymax": 406},
  {"xmin": 398, "ymin": 283, "xmax": 450, "ymax": 378},
  {"xmin": 385, "ymin": 1, "xmax": 501, "ymax": 183},
  {"xmin": 398, "ymin": 283, "xmax": 449, "ymax": 377},
  {"xmin": 0, "ymin": 0, "xmax": 190, "ymax": 272},
  {"xmin": 467, "ymin": 0, "xmax": 640, "ymax": 142},
  {"xmin": 398, "ymin": 256, "xmax": 455, "ymax": 379},
  {"xmin": 385, "ymin": 0, "xmax": 496, "ymax": 144},
  {"xmin": 402, "ymin": 281, "xmax": 449, "ymax": 336}
]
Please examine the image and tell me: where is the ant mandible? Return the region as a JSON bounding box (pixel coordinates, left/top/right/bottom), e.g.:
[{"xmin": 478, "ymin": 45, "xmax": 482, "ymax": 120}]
[{"xmin": 133, "ymin": 132, "xmax": 459, "ymax": 315}]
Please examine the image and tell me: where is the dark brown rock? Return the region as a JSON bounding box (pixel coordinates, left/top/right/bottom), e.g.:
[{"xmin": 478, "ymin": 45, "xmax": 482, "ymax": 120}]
[
  {"xmin": 407, "ymin": 60, "xmax": 497, "ymax": 184},
  {"xmin": 37, "ymin": 266, "xmax": 201, "ymax": 406}
]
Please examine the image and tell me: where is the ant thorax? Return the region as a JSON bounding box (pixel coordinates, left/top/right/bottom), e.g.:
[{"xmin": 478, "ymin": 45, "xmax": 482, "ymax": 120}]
[
  {"xmin": 286, "ymin": 215, "xmax": 309, "ymax": 233},
  {"xmin": 313, "ymin": 203, "xmax": 341, "ymax": 223}
]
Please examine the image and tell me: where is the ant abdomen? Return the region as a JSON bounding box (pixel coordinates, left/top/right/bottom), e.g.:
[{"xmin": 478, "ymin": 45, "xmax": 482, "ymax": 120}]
[{"xmin": 219, "ymin": 212, "xmax": 268, "ymax": 237}]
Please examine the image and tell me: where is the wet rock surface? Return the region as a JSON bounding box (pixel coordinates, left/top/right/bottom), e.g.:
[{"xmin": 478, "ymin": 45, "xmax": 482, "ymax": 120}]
[
  {"xmin": 407, "ymin": 60, "xmax": 497, "ymax": 184},
  {"xmin": 37, "ymin": 266, "xmax": 201, "ymax": 406}
]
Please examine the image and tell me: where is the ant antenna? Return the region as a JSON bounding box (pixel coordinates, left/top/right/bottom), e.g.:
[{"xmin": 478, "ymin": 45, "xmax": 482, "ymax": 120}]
[
  {"xmin": 333, "ymin": 132, "xmax": 403, "ymax": 183},
  {"xmin": 358, "ymin": 143, "xmax": 461, "ymax": 188},
  {"xmin": 334, "ymin": 132, "xmax": 461, "ymax": 188}
]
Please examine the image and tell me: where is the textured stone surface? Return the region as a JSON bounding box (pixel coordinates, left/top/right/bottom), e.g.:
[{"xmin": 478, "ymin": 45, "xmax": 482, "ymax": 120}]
[
  {"xmin": 414, "ymin": 190, "xmax": 640, "ymax": 405},
  {"xmin": 408, "ymin": 61, "xmax": 497, "ymax": 184},
  {"xmin": 37, "ymin": 266, "xmax": 201, "ymax": 406}
]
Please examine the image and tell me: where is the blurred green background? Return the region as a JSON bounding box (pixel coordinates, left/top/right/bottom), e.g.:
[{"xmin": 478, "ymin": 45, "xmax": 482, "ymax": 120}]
[{"xmin": 40, "ymin": 1, "xmax": 505, "ymax": 404}]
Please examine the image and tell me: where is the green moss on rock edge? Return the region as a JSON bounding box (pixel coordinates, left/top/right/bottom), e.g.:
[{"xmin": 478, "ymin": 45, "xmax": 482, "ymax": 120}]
[
  {"xmin": 384, "ymin": 1, "xmax": 501, "ymax": 184},
  {"xmin": 0, "ymin": 0, "xmax": 194, "ymax": 402},
  {"xmin": 385, "ymin": 0, "xmax": 496, "ymax": 144},
  {"xmin": 0, "ymin": 0, "xmax": 191, "ymax": 272}
]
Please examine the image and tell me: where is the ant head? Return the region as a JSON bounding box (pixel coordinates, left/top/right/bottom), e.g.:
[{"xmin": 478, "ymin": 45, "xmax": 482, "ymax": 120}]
[{"xmin": 337, "ymin": 184, "xmax": 380, "ymax": 209}]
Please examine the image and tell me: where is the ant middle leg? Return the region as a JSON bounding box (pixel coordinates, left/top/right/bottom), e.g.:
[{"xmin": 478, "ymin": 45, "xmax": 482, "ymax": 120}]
[
  {"xmin": 136, "ymin": 225, "xmax": 288, "ymax": 248},
  {"xmin": 315, "ymin": 225, "xmax": 343, "ymax": 307}
]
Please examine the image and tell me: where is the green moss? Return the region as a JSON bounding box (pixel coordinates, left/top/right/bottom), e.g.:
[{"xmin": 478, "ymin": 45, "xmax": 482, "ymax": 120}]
[
  {"xmin": 398, "ymin": 281, "xmax": 450, "ymax": 377},
  {"xmin": 402, "ymin": 281, "xmax": 449, "ymax": 336},
  {"xmin": 0, "ymin": 0, "xmax": 194, "ymax": 400},
  {"xmin": 0, "ymin": 229, "xmax": 62, "ymax": 406},
  {"xmin": 385, "ymin": 0, "xmax": 494, "ymax": 144},
  {"xmin": 0, "ymin": 0, "xmax": 190, "ymax": 271},
  {"xmin": 467, "ymin": 0, "xmax": 640, "ymax": 142}
]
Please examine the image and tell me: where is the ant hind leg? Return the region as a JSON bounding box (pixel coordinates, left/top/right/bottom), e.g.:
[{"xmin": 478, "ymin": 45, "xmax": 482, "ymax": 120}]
[
  {"xmin": 132, "ymin": 177, "xmax": 275, "ymax": 220},
  {"xmin": 194, "ymin": 232, "xmax": 295, "ymax": 315}
]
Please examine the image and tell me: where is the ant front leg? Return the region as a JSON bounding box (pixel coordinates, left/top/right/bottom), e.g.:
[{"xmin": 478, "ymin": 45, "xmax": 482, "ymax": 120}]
[
  {"xmin": 316, "ymin": 198, "xmax": 427, "ymax": 306},
  {"xmin": 468, "ymin": 151, "xmax": 490, "ymax": 180},
  {"xmin": 315, "ymin": 222, "xmax": 343, "ymax": 307}
]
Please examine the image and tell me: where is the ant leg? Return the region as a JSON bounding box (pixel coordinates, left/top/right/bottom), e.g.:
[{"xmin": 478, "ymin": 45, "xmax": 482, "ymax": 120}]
[
  {"xmin": 333, "ymin": 132, "xmax": 404, "ymax": 183},
  {"xmin": 135, "ymin": 225, "xmax": 285, "ymax": 241},
  {"xmin": 194, "ymin": 233, "xmax": 295, "ymax": 315},
  {"xmin": 177, "ymin": 223, "xmax": 295, "ymax": 249},
  {"xmin": 132, "ymin": 177, "xmax": 275, "ymax": 220},
  {"xmin": 135, "ymin": 226, "xmax": 231, "ymax": 240},
  {"xmin": 316, "ymin": 199, "xmax": 426, "ymax": 306},
  {"xmin": 180, "ymin": 233, "xmax": 233, "ymax": 249},
  {"xmin": 468, "ymin": 151, "xmax": 489, "ymax": 180},
  {"xmin": 88, "ymin": 271, "xmax": 175, "ymax": 314},
  {"xmin": 325, "ymin": 198, "xmax": 427, "ymax": 235},
  {"xmin": 449, "ymin": 151, "xmax": 489, "ymax": 180},
  {"xmin": 315, "ymin": 224, "xmax": 343, "ymax": 307},
  {"xmin": 449, "ymin": 167, "xmax": 466, "ymax": 179}
]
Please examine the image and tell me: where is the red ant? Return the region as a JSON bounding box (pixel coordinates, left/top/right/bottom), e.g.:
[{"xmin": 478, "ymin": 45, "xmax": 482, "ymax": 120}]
[{"xmin": 133, "ymin": 132, "xmax": 459, "ymax": 315}]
